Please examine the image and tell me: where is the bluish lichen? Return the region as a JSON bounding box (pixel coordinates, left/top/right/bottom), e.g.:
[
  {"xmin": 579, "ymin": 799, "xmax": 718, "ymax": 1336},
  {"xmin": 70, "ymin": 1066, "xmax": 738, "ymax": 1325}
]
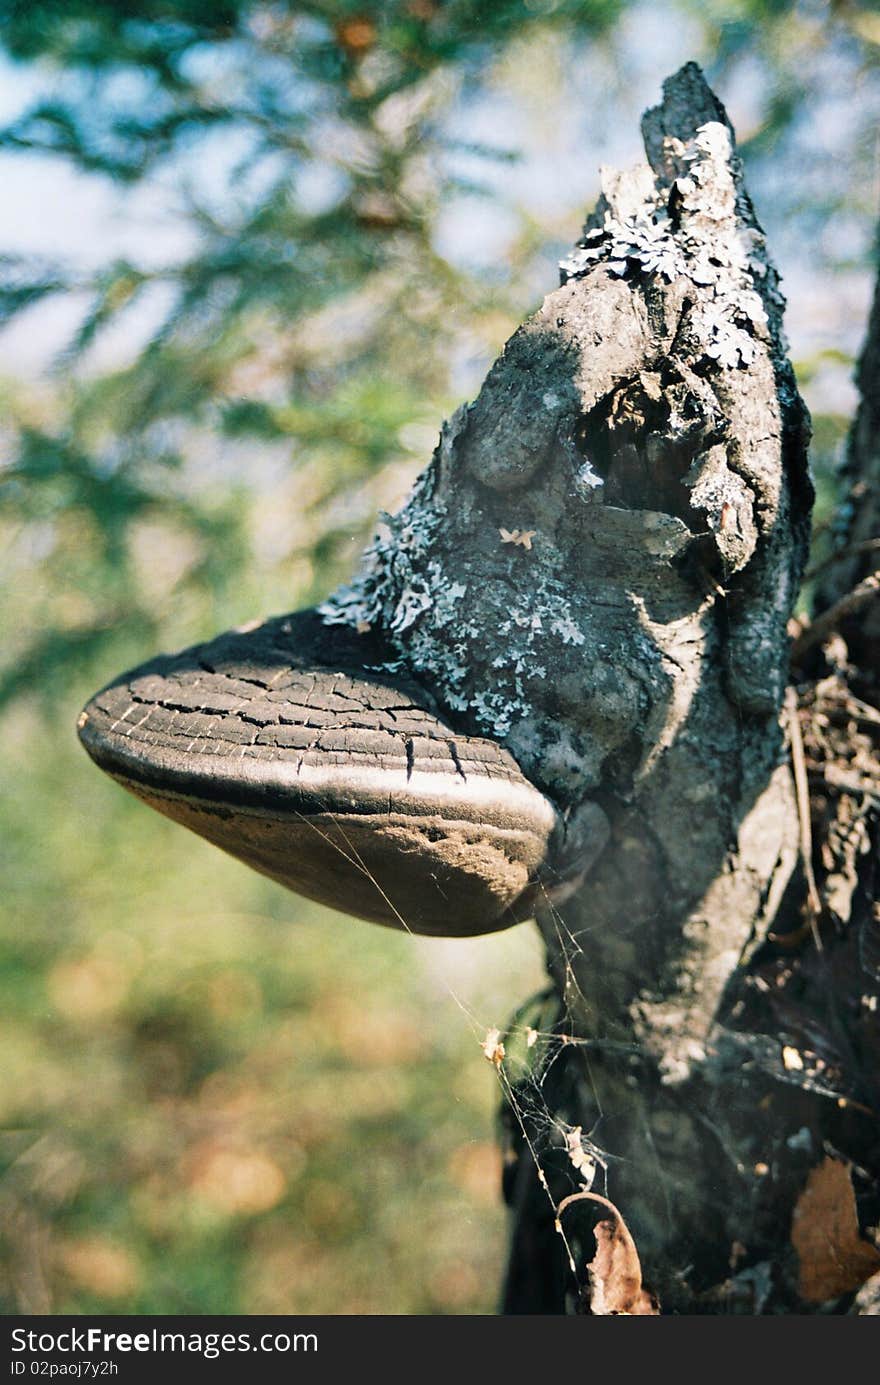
[
  {"xmin": 559, "ymin": 121, "xmax": 780, "ymax": 371},
  {"xmin": 321, "ymin": 465, "xmax": 595, "ymax": 746}
]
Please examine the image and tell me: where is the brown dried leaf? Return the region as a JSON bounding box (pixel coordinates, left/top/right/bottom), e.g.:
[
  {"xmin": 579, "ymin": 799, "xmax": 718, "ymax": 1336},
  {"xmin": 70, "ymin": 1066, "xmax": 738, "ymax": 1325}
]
[
  {"xmin": 557, "ymin": 1191, "xmax": 659, "ymax": 1315},
  {"xmin": 791, "ymin": 1156, "xmax": 880, "ymax": 1302}
]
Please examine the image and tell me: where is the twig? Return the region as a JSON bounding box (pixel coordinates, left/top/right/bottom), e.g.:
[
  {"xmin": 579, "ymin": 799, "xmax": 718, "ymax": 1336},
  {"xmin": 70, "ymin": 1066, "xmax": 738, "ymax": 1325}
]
[
  {"xmin": 790, "ymin": 569, "xmax": 880, "ymax": 663},
  {"xmin": 806, "ymin": 765, "xmax": 880, "ymax": 801},
  {"xmin": 784, "ymin": 685, "xmax": 823, "ymax": 951},
  {"xmin": 821, "ymin": 695, "xmax": 880, "ymax": 730}
]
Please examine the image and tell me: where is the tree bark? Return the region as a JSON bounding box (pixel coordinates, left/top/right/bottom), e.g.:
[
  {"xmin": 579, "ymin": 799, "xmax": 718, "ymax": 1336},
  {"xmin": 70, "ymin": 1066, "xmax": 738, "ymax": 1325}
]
[
  {"xmin": 322, "ymin": 63, "xmax": 880, "ymax": 1314},
  {"xmin": 498, "ymin": 100, "xmax": 880, "ymax": 1314}
]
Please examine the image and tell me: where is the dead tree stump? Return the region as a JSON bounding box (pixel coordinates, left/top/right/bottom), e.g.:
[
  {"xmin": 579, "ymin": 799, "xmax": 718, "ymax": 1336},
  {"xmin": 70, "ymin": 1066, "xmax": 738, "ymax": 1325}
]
[
  {"xmin": 80, "ymin": 61, "xmax": 880, "ymax": 1313},
  {"xmin": 323, "ymin": 63, "xmax": 879, "ymax": 1314}
]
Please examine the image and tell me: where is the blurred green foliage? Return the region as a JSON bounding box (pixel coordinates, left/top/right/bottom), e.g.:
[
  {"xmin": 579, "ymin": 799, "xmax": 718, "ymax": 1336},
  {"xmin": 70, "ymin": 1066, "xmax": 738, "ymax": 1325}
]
[
  {"xmin": 2, "ymin": 701, "xmax": 547, "ymax": 1311},
  {"xmin": 1, "ymin": 0, "xmax": 879, "ymax": 1314}
]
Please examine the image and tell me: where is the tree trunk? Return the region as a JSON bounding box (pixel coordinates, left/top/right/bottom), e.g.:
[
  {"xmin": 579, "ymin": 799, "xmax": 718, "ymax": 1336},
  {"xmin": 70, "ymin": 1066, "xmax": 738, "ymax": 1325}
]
[
  {"xmin": 499, "ymin": 82, "xmax": 880, "ymax": 1313},
  {"xmin": 322, "ymin": 63, "xmax": 879, "ymax": 1314}
]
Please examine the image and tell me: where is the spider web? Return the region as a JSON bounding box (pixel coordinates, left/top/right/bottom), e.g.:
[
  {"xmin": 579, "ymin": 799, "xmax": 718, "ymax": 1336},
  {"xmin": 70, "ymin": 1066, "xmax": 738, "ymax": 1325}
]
[{"xmin": 295, "ymin": 800, "xmax": 644, "ymax": 1296}]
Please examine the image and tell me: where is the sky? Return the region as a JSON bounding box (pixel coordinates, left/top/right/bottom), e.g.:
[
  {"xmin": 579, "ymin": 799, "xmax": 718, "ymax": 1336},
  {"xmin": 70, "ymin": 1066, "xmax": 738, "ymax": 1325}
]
[{"xmin": 0, "ymin": 4, "xmax": 877, "ymax": 416}]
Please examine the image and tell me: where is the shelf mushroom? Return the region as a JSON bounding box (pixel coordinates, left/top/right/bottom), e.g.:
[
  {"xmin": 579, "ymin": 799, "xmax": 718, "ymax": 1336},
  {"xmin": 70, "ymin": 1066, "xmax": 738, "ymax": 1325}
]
[{"xmin": 77, "ymin": 608, "xmax": 568, "ymax": 937}]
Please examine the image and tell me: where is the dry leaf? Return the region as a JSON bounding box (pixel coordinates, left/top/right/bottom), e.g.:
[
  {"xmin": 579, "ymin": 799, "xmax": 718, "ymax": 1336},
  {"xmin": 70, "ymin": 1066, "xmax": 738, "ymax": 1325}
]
[
  {"xmin": 481, "ymin": 1028, "xmax": 505, "ymax": 1067},
  {"xmin": 557, "ymin": 1191, "xmax": 659, "ymax": 1315},
  {"xmin": 499, "ymin": 528, "xmax": 537, "ymax": 550},
  {"xmin": 791, "ymin": 1156, "xmax": 880, "ymax": 1302}
]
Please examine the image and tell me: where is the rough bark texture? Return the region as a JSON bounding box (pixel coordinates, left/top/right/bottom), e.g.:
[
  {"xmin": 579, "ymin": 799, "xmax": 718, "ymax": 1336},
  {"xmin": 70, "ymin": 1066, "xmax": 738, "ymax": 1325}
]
[
  {"xmin": 498, "ymin": 90, "xmax": 880, "ymax": 1313},
  {"xmin": 325, "ymin": 64, "xmax": 877, "ymax": 1314}
]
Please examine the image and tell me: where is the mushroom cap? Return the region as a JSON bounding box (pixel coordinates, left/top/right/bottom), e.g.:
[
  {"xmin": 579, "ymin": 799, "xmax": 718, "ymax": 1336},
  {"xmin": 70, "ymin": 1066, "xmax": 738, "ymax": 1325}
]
[{"xmin": 77, "ymin": 609, "xmax": 561, "ymax": 936}]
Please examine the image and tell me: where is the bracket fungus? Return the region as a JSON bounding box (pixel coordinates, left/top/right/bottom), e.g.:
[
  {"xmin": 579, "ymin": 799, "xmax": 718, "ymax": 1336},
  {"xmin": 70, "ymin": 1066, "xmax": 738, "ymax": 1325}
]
[
  {"xmin": 77, "ymin": 63, "xmax": 809, "ymax": 948},
  {"xmin": 77, "ymin": 609, "xmax": 586, "ymax": 936}
]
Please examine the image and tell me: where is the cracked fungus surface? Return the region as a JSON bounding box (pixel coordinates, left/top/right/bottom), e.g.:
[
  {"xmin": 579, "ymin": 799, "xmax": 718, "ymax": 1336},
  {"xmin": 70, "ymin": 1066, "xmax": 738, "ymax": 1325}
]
[
  {"xmin": 81, "ymin": 608, "xmax": 529, "ymax": 790},
  {"xmin": 77, "ymin": 610, "xmax": 561, "ymax": 936}
]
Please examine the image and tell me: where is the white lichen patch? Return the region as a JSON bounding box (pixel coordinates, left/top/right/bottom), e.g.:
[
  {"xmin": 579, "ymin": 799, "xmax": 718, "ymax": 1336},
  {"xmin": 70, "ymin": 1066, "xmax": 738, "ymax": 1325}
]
[
  {"xmin": 319, "ymin": 463, "xmax": 445, "ymax": 635},
  {"xmin": 548, "ymin": 613, "xmax": 585, "ymax": 647},
  {"xmin": 559, "ymin": 120, "xmax": 779, "ymax": 371},
  {"xmin": 321, "ymin": 461, "xmax": 600, "ymax": 757}
]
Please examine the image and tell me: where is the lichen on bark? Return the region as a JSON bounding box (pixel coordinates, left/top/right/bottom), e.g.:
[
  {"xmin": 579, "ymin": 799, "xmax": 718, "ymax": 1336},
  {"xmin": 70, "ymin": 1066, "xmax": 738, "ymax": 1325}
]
[
  {"xmin": 324, "ymin": 63, "xmax": 834, "ymax": 1311},
  {"xmin": 321, "ymin": 63, "xmax": 810, "ymax": 819}
]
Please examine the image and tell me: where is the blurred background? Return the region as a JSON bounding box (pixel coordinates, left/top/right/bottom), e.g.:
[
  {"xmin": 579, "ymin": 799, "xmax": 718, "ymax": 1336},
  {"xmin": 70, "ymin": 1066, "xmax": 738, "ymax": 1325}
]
[{"xmin": 1, "ymin": 0, "xmax": 878, "ymax": 1315}]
